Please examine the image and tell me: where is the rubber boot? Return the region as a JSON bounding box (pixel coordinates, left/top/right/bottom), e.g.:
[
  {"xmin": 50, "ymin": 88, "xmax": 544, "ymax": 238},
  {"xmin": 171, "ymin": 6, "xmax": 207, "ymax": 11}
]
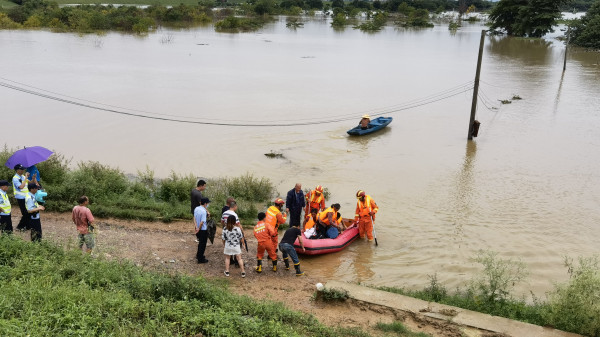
[
  {"xmin": 294, "ymin": 263, "xmax": 304, "ymax": 276},
  {"xmin": 272, "ymin": 260, "xmax": 277, "ymax": 272},
  {"xmin": 283, "ymin": 257, "xmax": 290, "ymax": 270},
  {"xmin": 255, "ymin": 260, "xmax": 262, "ymax": 273}
]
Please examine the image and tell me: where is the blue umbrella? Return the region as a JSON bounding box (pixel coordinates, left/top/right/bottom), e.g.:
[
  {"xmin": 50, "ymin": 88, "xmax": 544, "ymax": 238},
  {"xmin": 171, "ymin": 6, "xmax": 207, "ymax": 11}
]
[{"xmin": 4, "ymin": 146, "xmax": 54, "ymax": 169}]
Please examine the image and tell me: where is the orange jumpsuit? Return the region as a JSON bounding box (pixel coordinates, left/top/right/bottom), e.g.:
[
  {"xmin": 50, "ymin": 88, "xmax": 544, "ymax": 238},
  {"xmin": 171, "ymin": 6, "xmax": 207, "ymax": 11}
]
[
  {"xmin": 305, "ymin": 191, "xmax": 325, "ymax": 215},
  {"xmin": 355, "ymin": 195, "xmax": 378, "ymax": 240},
  {"xmin": 265, "ymin": 205, "xmax": 286, "ymax": 249},
  {"xmin": 253, "ymin": 220, "xmax": 277, "ymax": 260}
]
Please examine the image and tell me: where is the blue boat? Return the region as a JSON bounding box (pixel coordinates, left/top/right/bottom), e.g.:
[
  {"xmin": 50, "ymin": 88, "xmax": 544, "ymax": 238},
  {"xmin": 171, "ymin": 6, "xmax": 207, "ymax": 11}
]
[{"xmin": 347, "ymin": 116, "xmax": 393, "ymax": 136}]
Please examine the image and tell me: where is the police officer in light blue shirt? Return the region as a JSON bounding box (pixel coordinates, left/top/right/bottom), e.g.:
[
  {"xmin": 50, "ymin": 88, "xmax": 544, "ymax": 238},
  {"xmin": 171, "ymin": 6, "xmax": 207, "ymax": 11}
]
[
  {"xmin": 194, "ymin": 197, "xmax": 210, "ymax": 264},
  {"xmin": 25, "ymin": 183, "xmax": 45, "ymax": 242},
  {"xmin": 12, "ymin": 164, "xmax": 31, "ymax": 231}
]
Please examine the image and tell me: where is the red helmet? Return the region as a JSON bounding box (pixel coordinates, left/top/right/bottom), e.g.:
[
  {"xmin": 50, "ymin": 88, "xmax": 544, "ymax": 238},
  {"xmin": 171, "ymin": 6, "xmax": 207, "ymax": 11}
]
[
  {"xmin": 356, "ymin": 190, "xmax": 365, "ymax": 198},
  {"xmin": 274, "ymin": 198, "xmax": 285, "ymax": 205},
  {"xmin": 315, "ymin": 185, "xmax": 323, "ymax": 193}
]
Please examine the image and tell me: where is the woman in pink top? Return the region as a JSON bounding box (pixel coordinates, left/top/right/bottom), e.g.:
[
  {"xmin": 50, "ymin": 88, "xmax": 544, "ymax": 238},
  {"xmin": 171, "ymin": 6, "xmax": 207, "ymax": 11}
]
[{"xmin": 72, "ymin": 196, "xmax": 95, "ymax": 253}]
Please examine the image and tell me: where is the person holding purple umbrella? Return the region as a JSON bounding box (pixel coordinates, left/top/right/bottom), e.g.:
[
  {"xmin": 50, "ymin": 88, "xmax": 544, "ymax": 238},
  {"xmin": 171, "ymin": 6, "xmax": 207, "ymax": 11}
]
[{"xmin": 12, "ymin": 164, "xmax": 37, "ymax": 231}]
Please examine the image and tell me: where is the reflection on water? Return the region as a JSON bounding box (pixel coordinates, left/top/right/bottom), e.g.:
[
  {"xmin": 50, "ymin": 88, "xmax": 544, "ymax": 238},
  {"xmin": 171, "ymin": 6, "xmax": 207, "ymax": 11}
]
[
  {"xmin": 487, "ymin": 36, "xmax": 554, "ymax": 66},
  {"xmin": 2, "ymin": 19, "xmax": 600, "ymax": 297}
]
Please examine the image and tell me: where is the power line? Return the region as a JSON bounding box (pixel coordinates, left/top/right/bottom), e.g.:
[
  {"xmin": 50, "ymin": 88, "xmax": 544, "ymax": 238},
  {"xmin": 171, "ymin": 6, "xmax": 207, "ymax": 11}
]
[{"xmin": 1, "ymin": 78, "xmax": 474, "ymax": 127}]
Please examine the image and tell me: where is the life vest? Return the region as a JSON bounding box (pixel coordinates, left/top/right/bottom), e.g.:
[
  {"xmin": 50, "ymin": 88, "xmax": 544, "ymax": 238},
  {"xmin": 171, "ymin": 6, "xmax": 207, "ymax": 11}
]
[
  {"xmin": 356, "ymin": 195, "xmax": 377, "ymax": 217},
  {"xmin": 304, "ymin": 214, "xmax": 318, "ymax": 230},
  {"xmin": 265, "ymin": 205, "xmax": 286, "ymax": 228},
  {"xmin": 307, "ymin": 191, "xmax": 324, "ymax": 210},
  {"xmin": 0, "ymin": 191, "xmax": 11, "ymax": 215},
  {"xmin": 12, "ymin": 174, "xmax": 28, "ymax": 198},
  {"xmin": 319, "ymin": 207, "xmax": 335, "ymax": 226}
]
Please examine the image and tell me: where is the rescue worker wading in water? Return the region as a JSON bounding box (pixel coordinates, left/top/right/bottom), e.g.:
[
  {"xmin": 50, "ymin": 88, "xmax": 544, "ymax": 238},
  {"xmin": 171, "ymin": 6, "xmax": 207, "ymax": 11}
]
[
  {"xmin": 354, "ymin": 190, "xmax": 378, "ymax": 241},
  {"xmin": 264, "ymin": 198, "xmax": 287, "ymax": 271},
  {"xmin": 253, "ymin": 212, "xmax": 277, "ymax": 273},
  {"xmin": 305, "ymin": 185, "xmax": 326, "ymax": 216}
]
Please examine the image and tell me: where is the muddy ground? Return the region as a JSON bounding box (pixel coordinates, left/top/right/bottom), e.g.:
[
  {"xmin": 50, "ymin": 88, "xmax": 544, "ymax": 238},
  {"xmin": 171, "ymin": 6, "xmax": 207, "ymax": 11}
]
[{"xmin": 9, "ymin": 212, "xmax": 501, "ymax": 337}]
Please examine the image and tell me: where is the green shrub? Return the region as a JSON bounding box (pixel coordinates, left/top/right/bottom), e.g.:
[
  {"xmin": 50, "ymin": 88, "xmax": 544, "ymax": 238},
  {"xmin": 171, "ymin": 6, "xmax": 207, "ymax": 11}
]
[
  {"xmin": 468, "ymin": 250, "xmax": 528, "ymax": 304},
  {"xmin": 544, "ymin": 256, "xmax": 600, "ymax": 336},
  {"xmin": 214, "ymin": 15, "xmax": 266, "ymax": 31}
]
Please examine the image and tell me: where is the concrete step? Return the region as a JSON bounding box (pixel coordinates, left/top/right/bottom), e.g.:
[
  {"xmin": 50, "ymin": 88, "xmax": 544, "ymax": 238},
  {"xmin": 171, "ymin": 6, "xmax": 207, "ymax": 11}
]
[{"xmin": 325, "ymin": 280, "xmax": 582, "ymax": 337}]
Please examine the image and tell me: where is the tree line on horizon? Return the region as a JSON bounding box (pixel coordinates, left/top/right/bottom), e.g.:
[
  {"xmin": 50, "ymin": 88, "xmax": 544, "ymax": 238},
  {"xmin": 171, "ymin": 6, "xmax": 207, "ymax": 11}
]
[{"xmin": 1, "ymin": 0, "xmax": 599, "ymax": 49}]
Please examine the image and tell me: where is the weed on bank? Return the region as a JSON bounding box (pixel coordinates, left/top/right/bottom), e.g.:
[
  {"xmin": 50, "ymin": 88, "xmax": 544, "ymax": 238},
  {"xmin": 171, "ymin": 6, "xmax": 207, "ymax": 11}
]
[
  {"xmin": 0, "ymin": 236, "xmax": 364, "ymax": 336},
  {"xmin": 0, "ymin": 146, "xmax": 275, "ymax": 224}
]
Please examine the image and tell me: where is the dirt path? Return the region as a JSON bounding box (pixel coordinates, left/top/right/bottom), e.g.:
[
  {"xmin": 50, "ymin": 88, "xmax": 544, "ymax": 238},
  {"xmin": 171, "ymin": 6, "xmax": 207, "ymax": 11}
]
[{"xmin": 11, "ymin": 213, "xmax": 492, "ymax": 337}]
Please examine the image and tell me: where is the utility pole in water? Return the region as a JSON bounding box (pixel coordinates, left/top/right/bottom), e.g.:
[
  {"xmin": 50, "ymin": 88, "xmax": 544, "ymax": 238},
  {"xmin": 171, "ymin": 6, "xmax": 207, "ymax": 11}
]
[
  {"xmin": 468, "ymin": 30, "xmax": 486, "ymax": 140},
  {"xmin": 563, "ymin": 26, "xmax": 570, "ymax": 72}
]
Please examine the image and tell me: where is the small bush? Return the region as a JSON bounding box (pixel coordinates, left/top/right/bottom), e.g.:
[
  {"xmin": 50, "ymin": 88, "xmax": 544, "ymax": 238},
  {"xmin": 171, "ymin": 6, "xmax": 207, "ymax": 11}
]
[{"xmin": 468, "ymin": 250, "xmax": 528, "ymax": 304}]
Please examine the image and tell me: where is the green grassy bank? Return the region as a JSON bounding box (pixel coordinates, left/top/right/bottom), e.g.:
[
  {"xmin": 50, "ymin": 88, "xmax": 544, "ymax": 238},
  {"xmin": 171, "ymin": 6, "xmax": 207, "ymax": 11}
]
[
  {"xmin": 0, "ymin": 146, "xmax": 274, "ymax": 224},
  {"xmin": 0, "ymin": 236, "xmax": 368, "ymax": 336},
  {"xmin": 375, "ymin": 251, "xmax": 600, "ymax": 336}
]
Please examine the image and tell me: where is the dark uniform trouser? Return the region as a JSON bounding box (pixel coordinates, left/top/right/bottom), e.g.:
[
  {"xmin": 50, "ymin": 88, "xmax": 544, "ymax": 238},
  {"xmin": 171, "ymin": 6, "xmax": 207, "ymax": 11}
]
[
  {"xmin": 0, "ymin": 215, "xmax": 13, "ymax": 233},
  {"xmin": 289, "ymin": 209, "xmax": 302, "ymax": 228},
  {"xmin": 16, "ymin": 198, "xmax": 30, "ymax": 230},
  {"xmin": 196, "ymin": 230, "xmax": 208, "ymax": 262},
  {"xmin": 30, "ymin": 218, "xmax": 42, "ymax": 242}
]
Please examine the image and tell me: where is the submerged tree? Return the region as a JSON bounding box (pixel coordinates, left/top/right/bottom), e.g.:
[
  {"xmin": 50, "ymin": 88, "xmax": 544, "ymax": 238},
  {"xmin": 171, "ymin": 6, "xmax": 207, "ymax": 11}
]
[{"xmin": 489, "ymin": 0, "xmax": 570, "ymax": 37}]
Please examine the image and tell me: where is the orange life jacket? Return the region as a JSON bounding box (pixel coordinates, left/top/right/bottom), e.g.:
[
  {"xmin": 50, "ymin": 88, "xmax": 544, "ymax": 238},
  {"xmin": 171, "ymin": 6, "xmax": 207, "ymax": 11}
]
[
  {"xmin": 319, "ymin": 207, "xmax": 336, "ymax": 226},
  {"xmin": 304, "ymin": 214, "xmax": 318, "ymax": 230},
  {"xmin": 356, "ymin": 195, "xmax": 378, "ymax": 218},
  {"xmin": 265, "ymin": 205, "xmax": 286, "ymax": 229}
]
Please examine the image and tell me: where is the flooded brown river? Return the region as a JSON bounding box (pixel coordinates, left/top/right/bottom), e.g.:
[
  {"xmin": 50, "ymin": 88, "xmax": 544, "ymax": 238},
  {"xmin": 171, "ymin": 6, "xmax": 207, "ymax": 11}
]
[{"xmin": 2, "ymin": 17, "xmax": 599, "ymax": 297}]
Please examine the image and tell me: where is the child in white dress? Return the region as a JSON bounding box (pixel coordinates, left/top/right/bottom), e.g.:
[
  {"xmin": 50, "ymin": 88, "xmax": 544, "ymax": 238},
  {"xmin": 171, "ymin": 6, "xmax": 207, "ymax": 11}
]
[{"xmin": 222, "ymin": 215, "xmax": 246, "ymax": 277}]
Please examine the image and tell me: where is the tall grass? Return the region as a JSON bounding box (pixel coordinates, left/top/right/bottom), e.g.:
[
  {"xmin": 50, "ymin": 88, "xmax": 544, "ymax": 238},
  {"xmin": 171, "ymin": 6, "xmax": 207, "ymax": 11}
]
[
  {"xmin": 0, "ymin": 236, "xmax": 362, "ymax": 336},
  {"xmin": 0, "ymin": 146, "xmax": 275, "ymax": 223}
]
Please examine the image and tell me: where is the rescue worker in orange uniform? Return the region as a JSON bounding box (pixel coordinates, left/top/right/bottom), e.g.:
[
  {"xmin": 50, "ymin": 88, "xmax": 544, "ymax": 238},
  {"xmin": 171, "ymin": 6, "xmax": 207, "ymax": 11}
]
[
  {"xmin": 305, "ymin": 185, "xmax": 326, "ymax": 215},
  {"xmin": 354, "ymin": 190, "xmax": 378, "ymax": 241},
  {"xmin": 316, "ymin": 203, "xmax": 340, "ymax": 238},
  {"xmin": 264, "ymin": 198, "xmax": 287, "ymax": 271},
  {"xmin": 253, "ymin": 212, "xmax": 277, "ymax": 273}
]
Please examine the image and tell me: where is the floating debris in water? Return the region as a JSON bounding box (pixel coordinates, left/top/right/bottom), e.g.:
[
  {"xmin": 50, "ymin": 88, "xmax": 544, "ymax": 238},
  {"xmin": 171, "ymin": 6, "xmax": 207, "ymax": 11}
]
[{"xmin": 264, "ymin": 151, "xmax": 284, "ymax": 159}]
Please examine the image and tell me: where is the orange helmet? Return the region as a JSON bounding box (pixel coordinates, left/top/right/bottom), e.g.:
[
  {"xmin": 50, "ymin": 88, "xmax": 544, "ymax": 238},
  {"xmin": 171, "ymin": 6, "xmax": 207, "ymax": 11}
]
[
  {"xmin": 315, "ymin": 185, "xmax": 323, "ymax": 193},
  {"xmin": 274, "ymin": 198, "xmax": 285, "ymax": 205},
  {"xmin": 356, "ymin": 190, "xmax": 365, "ymax": 198}
]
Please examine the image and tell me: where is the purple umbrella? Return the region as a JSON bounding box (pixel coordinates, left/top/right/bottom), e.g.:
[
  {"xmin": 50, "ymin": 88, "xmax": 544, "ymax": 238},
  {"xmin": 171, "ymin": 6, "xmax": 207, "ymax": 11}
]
[{"xmin": 4, "ymin": 146, "xmax": 54, "ymax": 169}]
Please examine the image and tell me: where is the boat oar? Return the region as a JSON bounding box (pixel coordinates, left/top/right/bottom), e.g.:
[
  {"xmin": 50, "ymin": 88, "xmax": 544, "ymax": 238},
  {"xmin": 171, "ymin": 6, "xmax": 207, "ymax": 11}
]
[{"xmin": 372, "ymin": 216, "xmax": 378, "ymax": 246}]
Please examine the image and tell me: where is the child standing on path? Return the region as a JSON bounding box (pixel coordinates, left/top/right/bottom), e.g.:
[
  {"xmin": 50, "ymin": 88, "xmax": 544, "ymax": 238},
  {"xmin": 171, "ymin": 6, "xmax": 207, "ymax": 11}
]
[{"xmin": 222, "ymin": 215, "xmax": 246, "ymax": 277}]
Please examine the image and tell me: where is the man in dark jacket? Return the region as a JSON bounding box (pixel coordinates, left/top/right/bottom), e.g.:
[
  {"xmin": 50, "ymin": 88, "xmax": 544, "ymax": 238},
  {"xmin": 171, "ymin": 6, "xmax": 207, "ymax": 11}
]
[{"xmin": 285, "ymin": 183, "xmax": 305, "ymax": 229}]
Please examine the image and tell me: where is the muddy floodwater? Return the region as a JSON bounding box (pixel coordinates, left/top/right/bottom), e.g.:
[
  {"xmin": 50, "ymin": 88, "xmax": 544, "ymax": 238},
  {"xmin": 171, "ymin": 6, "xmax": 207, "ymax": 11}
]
[{"xmin": 2, "ymin": 16, "xmax": 600, "ymax": 297}]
